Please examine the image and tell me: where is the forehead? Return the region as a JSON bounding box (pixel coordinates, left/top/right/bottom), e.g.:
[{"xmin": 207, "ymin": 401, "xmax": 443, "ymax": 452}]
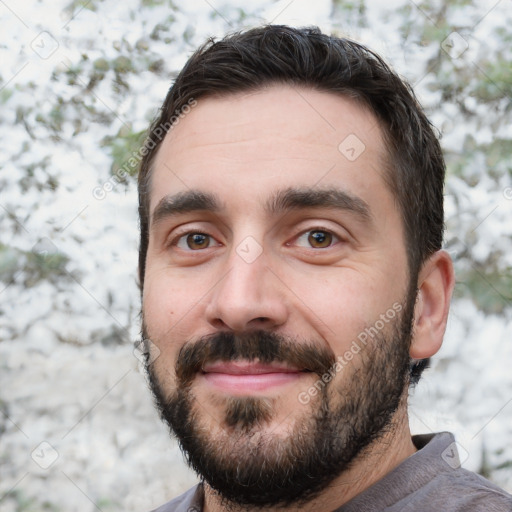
[{"xmin": 150, "ymin": 85, "xmax": 393, "ymax": 218}]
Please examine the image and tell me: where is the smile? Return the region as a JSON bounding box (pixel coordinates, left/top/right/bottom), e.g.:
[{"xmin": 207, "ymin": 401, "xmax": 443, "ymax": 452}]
[{"xmin": 201, "ymin": 361, "xmax": 309, "ymax": 393}]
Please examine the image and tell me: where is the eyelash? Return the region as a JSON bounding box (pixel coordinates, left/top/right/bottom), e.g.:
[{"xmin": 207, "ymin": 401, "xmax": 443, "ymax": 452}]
[{"xmin": 170, "ymin": 227, "xmax": 342, "ymax": 251}]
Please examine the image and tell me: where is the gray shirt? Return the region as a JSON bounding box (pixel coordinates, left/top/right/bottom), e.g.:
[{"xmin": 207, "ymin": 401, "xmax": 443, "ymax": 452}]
[{"xmin": 150, "ymin": 432, "xmax": 512, "ymax": 511}]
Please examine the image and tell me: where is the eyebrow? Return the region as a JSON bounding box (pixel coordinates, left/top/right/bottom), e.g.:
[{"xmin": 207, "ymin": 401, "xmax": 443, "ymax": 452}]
[
  {"xmin": 150, "ymin": 186, "xmax": 373, "ymax": 228},
  {"xmin": 266, "ymin": 187, "xmax": 372, "ymax": 223},
  {"xmin": 151, "ymin": 191, "xmax": 221, "ymax": 227}
]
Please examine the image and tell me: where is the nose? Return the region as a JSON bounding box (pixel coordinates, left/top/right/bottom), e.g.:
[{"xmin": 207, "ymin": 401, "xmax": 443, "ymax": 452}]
[{"xmin": 205, "ymin": 247, "xmax": 288, "ymax": 332}]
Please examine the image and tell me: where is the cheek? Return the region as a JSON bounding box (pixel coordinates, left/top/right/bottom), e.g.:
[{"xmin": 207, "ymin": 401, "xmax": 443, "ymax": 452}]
[
  {"xmin": 143, "ymin": 279, "xmax": 171, "ymax": 332},
  {"xmin": 142, "ymin": 276, "xmax": 188, "ymax": 358},
  {"xmin": 144, "ymin": 265, "xmax": 197, "ymax": 321},
  {"xmin": 286, "ymin": 268, "xmax": 400, "ymax": 348},
  {"xmin": 288, "ymin": 269, "xmax": 364, "ymax": 313}
]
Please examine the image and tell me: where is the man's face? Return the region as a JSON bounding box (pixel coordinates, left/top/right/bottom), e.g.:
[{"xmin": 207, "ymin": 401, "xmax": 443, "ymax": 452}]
[{"xmin": 142, "ymin": 86, "xmax": 415, "ymax": 506}]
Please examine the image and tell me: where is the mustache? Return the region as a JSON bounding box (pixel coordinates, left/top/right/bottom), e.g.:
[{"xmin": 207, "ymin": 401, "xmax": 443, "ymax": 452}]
[{"xmin": 175, "ymin": 330, "xmax": 336, "ymax": 385}]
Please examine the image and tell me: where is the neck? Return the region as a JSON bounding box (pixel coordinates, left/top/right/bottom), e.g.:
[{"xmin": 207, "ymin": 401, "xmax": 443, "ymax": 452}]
[{"xmin": 203, "ymin": 405, "xmax": 416, "ymax": 512}]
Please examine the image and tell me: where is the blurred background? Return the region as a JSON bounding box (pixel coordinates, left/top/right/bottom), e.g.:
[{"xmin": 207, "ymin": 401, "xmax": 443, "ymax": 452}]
[{"xmin": 0, "ymin": 0, "xmax": 511, "ymax": 510}]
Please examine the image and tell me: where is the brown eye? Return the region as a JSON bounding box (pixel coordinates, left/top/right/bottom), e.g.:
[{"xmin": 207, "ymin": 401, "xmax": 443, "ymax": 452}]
[
  {"xmin": 187, "ymin": 233, "xmax": 210, "ymax": 249},
  {"xmin": 307, "ymin": 230, "xmax": 332, "ymax": 248},
  {"xmin": 295, "ymin": 229, "xmax": 337, "ymax": 249},
  {"xmin": 176, "ymin": 233, "xmax": 212, "ymax": 250}
]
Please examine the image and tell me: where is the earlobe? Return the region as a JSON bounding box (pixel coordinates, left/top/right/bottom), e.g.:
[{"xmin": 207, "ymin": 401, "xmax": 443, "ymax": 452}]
[{"xmin": 410, "ymin": 250, "xmax": 455, "ymax": 359}]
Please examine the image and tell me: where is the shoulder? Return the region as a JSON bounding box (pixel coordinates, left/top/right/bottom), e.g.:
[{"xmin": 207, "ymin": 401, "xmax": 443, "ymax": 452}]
[
  {"xmin": 340, "ymin": 433, "xmax": 512, "ymax": 512},
  {"xmin": 420, "ymin": 467, "xmax": 512, "ymax": 511},
  {"xmin": 395, "ymin": 434, "xmax": 512, "ymax": 512},
  {"xmin": 149, "ymin": 484, "xmax": 203, "ymax": 512},
  {"xmin": 403, "ymin": 433, "xmax": 512, "ymax": 511}
]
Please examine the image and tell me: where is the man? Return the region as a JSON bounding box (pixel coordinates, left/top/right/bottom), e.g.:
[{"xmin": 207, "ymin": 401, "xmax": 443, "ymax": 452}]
[{"xmin": 137, "ymin": 25, "xmax": 512, "ymax": 511}]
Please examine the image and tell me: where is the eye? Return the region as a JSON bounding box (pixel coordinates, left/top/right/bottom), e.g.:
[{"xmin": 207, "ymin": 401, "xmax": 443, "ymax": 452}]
[
  {"xmin": 176, "ymin": 232, "xmax": 216, "ymax": 250},
  {"xmin": 296, "ymin": 229, "xmax": 339, "ymax": 249}
]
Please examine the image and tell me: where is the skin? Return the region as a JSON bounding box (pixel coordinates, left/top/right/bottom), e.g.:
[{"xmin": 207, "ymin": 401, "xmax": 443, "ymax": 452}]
[{"xmin": 142, "ymin": 85, "xmax": 455, "ymax": 511}]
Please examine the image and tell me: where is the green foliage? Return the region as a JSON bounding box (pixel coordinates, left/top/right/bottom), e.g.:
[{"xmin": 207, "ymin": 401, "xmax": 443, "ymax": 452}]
[
  {"xmin": 0, "ymin": 87, "xmax": 13, "ymax": 105},
  {"xmin": 331, "ymin": 0, "xmax": 367, "ymax": 29},
  {"xmin": 93, "ymin": 57, "xmax": 110, "ymax": 72},
  {"xmin": 392, "ymin": 0, "xmax": 512, "ymax": 314},
  {"xmin": 0, "ymin": 242, "xmax": 71, "ymax": 289},
  {"xmin": 0, "ymin": 489, "xmax": 61, "ymax": 511},
  {"xmin": 112, "ymin": 55, "xmax": 134, "ymax": 74},
  {"xmin": 455, "ymin": 267, "xmax": 512, "ymax": 314},
  {"xmin": 101, "ymin": 126, "xmax": 147, "ymax": 178},
  {"xmin": 34, "ymin": 101, "xmax": 66, "ymax": 134},
  {"xmin": 140, "ymin": 0, "xmax": 176, "ymax": 7},
  {"xmin": 332, "ymin": 0, "xmax": 365, "ymax": 12},
  {"xmin": 64, "ymin": 0, "xmax": 101, "ymax": 14},
  {"xmin": 96, "ymin": 497, "xmax": 121, "ymax": 510},
  {"xmin": 497, "ymin": 460, "xmax": 512, "ymax": 470},
  {"xmin": 472, "ymin": 56, "xmax": 512, "ymax": 102},
  {"xmin": 150, "ymin": 17, "xmax": 177, "ymax": 41},
  {"xmin": 482, "ymin": 139, "xmax": 512, "ymax": 176}
]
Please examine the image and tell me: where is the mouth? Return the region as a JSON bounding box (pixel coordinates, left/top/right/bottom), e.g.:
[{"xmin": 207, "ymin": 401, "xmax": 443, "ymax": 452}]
[{"xmin": 200, "ymin": 361, "xmax": 311, "ymax": 393}]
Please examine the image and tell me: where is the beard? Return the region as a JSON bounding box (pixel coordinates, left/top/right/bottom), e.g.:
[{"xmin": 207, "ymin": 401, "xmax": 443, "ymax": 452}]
[{"xmin": 143, "ymin": 290, "xmax": 415, "ymax": 509}]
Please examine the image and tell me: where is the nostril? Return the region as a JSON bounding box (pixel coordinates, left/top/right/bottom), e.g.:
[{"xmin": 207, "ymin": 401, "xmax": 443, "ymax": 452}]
[{"xmin": 210, "ymin": 318, "xmax": 228, "ymax": 330}]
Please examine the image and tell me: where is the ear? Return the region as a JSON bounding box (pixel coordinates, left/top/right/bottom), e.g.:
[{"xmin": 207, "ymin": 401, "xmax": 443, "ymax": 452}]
[{"xmin": 410, "ymin": 250, "xmax": 455, "ymax": 359}]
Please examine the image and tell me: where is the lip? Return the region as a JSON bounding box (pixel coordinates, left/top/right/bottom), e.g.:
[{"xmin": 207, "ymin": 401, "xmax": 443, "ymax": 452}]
[
  {"xmin": 201, "ymin": 361, "xmax": 308, "ymax": 393},
  {"xmin": 202, "ymin": 361, "xmax": 302, "ymax": 374}
]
